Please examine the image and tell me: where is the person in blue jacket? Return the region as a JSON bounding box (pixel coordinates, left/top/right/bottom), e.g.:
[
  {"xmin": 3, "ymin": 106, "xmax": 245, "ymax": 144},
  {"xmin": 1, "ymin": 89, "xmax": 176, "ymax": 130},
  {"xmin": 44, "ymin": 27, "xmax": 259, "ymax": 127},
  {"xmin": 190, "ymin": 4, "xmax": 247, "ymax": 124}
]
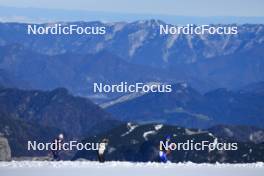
[{"xmin": 159, "ymin": 135, "xmax": 171, "ymax": 163}]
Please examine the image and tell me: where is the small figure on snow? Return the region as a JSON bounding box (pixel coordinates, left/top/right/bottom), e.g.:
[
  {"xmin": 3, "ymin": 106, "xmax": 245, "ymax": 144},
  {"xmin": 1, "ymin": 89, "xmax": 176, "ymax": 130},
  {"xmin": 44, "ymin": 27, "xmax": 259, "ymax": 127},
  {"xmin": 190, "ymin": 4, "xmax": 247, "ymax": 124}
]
[
  {"xmin": 159, "ymin": 135, "xmax": 171, "ymax": 163},
  {"xmin": 98, "ymin": 138, "xmax": 109, "ymax": 163},
  {"xmin": 51, "ymin": 133, "xmax": 64, "ymax": 161}
]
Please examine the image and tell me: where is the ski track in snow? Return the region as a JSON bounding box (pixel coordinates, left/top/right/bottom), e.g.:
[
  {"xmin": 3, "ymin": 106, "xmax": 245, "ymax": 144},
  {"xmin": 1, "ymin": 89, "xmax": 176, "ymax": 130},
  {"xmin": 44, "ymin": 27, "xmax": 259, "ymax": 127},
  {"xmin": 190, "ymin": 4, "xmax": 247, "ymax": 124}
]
[{"xmin": 0, "ymin": 161, "xmax": 263, "ymax": 176}]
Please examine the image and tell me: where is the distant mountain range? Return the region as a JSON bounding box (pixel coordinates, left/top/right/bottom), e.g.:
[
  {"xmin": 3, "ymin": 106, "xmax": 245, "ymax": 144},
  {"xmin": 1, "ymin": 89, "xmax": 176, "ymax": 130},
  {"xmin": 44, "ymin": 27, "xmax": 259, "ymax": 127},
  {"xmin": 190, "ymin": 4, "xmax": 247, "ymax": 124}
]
[
  {"xmin": 0, "ymin": 20, "xmax": 263, "ymax": 162},
  {"xmin": 0, "ymin": 87, "xmax": 121, "ymax": 157},
  {"xmin": 106, "ymin": 83, "xmax": 264, "ymax": 128},
  {"xmin": 0, "ymin": 21, "xmax": 263, "ymax": 128},
  {"xmin": 0, "ymin": 21, "xmax": 264, "ymax": 100},
  {"xmin": 1, "ymin": 6, "xmax": 264, "ymax": 24},
  {"xmin": 0, "ymin": 44, "xmax": 174, "ymax": 101},
  {"xmin": 74, "ymin": 123, "xmax": 264, "ymax": 163},
  {"xmin": 1, "ymin": 21, "xmax": 263, "ymax": 66}
]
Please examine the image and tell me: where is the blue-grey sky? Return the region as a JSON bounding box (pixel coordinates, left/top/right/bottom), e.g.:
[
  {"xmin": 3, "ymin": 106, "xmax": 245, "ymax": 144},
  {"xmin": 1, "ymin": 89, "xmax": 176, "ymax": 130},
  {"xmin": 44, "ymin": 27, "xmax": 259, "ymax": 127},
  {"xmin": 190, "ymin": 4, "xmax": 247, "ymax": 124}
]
[{"xmin": 1, "ymin": 0, "xmax": 264, "ymax": 17}]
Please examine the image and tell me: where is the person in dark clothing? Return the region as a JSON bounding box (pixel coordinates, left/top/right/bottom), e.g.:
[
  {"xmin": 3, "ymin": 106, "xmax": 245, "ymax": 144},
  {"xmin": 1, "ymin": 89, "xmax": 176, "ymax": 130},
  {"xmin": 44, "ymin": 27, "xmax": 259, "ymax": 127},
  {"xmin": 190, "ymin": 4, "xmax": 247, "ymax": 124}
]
[
  {"xmin": 98, "ymin": 138, "xmax": 109, "ymax": 163},
  {"xmin": 51, "ymin": 133, "xmax": 64, "ymax": 161}
]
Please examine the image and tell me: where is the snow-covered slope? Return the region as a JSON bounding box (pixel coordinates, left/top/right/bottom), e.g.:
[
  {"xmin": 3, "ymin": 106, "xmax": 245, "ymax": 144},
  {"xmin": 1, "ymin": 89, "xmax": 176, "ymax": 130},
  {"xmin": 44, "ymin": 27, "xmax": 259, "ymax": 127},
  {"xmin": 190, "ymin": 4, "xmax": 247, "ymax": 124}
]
[{"xmin": 0, "ymin": 161, "xmax": 263, "ymax": 176}]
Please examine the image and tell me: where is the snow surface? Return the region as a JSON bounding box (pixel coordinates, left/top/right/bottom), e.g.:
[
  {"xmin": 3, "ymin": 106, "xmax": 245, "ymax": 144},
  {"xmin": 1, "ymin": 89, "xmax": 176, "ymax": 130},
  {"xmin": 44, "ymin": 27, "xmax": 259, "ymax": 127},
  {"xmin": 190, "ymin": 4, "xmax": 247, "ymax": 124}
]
[
  {"xmin": 0, "ymin": 161, "xmax": 263, "ymax": 176},
  {"xmin": 154, "ymin": 124, "xmax": 163, "ymax": 131},
  {"xmin": 121, "ymin": 123, "xmax": 138, "ymax": 137},
  {"xmin": 143, "ymin": 130, "xmax": 157, "ymax": 140},
  {"xmin": 128, "ymin": 29, "xmax": 148, "ymax": 57}
]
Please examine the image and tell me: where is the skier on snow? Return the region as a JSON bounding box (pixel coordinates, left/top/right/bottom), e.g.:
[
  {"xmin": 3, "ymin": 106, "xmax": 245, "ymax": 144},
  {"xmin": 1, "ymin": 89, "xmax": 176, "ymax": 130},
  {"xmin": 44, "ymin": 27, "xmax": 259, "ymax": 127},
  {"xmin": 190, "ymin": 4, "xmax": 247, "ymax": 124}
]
[
  {"xmin": 159, "ymin": 135, "xmax": 172, "ymax": 163},
  {"xmin": 51, "ymin": 133, "xmax": 64, "ymax": 161},
  {"xmin": 98, "ymin": 138, "xmax": 109, "ymax": 163}
]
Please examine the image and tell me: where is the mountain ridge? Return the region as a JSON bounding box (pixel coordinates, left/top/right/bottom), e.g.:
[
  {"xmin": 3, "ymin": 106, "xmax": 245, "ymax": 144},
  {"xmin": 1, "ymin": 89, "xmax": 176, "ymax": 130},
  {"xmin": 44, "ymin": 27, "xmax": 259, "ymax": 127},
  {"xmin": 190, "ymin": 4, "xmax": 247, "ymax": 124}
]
[{"xmin": 106, "ymin": 83, "xmax": 264, "ymax": 128}]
